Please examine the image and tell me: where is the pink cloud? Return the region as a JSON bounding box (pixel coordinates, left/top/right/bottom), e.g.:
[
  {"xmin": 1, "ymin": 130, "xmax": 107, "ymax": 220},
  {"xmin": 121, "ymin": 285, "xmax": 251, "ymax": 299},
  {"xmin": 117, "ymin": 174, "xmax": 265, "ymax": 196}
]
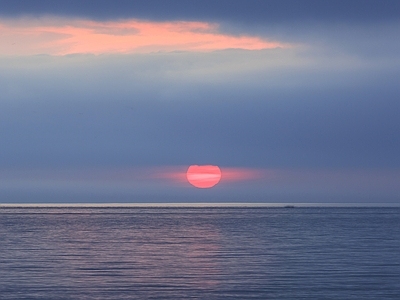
[
  {"xmin": 149, "ymin": 166, "xmax": 267, "ymax": 185},
  {"xmin": 0, "ymin": 18, "xmax": 287, "ymax": 55},
  {"xmin": 1, "ymin": 167, "xmax": 399, "ymax": 194},
  {"xmin": 219, "ymin": 168, "xmax": 267, "ymax": 182}
]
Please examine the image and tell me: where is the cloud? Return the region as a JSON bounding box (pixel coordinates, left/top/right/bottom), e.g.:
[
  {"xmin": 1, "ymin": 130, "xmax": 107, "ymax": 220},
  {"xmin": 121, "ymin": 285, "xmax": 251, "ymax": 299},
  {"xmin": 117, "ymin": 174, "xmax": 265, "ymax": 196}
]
[
  {"xmin": 1, "ymin": 0, "xmax": 399, "ymax": 25},
  {"xmin": 0, "ymin": 17, "xmax": 285, "ymax": 55},
  {"xmin": 0, "ymin": 166, "xmax": 399, "ymax": 203},
  {"xmin": 0, "ymin": 49, "xmax": 399, "ymax": 172},
  {"xmin": 151, "ymin": 166, "xmax": 264, "ymax": 184}
]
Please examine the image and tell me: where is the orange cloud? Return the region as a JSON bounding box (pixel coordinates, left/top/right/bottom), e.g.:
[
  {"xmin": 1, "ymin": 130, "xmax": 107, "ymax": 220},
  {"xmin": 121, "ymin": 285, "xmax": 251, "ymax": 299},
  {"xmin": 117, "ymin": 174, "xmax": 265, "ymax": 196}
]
[{"xmin": 0, "ymin": 18, "xmax": 287, "ymax": 55}]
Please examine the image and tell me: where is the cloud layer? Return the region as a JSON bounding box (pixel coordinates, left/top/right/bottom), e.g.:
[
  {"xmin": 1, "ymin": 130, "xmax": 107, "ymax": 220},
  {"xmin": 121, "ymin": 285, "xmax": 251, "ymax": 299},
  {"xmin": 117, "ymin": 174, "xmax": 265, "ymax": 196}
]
[
  {"xmin": 1, "ymin": 50, "xmax": 399, "ymax": 170},
  {"xmin": 1, "ymin": 0, "xmax": 399, "ymax": 24},
  {"xmin": 0, "ymin": 18, "xmax": 284, "ymax": 55}
]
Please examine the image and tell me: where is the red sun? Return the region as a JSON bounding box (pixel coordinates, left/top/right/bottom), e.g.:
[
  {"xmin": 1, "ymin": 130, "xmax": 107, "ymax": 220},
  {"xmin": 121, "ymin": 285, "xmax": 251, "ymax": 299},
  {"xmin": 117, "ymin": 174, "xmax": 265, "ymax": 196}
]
[{"xmin": 186, "ymin": 165, "xmax": 222, "ymax": 188}]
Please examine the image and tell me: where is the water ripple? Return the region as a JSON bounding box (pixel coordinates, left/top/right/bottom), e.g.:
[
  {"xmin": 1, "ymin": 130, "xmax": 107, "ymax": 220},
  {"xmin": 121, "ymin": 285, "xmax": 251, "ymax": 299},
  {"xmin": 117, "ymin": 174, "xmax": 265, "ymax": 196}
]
[{"xmin": 1, "ymin": 207, "xmax": 399, "ymax": 299}]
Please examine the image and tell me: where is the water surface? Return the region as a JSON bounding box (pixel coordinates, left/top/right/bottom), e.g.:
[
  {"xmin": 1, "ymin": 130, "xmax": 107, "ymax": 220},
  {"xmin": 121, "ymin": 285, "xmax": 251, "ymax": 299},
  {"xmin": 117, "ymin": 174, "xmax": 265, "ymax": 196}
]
[{"xmin": 1, "ymin": 206, "xmax": 399, "ymax": 299}]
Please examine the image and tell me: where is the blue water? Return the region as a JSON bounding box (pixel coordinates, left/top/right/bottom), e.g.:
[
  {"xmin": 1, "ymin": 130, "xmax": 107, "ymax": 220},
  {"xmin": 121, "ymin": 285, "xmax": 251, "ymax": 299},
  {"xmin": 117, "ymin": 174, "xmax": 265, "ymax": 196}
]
[{"xmin": 0, "ymin": 206, "xmax": 399, "ymax": 299}]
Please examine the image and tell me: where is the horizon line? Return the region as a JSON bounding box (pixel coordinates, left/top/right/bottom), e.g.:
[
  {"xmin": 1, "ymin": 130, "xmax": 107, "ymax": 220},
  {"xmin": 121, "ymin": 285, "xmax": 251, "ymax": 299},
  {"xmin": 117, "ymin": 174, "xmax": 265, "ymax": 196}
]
[{"xmin": 1, "ymin": 202, "xmax": 400, "ymax": 208}]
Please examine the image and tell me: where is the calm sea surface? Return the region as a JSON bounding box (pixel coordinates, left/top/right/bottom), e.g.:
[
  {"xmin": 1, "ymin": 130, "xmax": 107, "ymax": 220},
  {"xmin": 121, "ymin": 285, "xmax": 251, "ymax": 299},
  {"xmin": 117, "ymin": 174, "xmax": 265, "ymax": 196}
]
[{"xmin": 0, "ymin": 206, "xmax": 399, "ymax": 299}]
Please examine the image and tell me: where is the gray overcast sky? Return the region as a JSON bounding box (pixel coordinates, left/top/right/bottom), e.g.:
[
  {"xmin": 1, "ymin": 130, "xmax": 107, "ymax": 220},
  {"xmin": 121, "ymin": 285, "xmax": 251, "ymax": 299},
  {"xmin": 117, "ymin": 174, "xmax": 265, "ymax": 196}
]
[{"xmin": 0, "ymin": 1, "xmax": 399, "ymax": 203}]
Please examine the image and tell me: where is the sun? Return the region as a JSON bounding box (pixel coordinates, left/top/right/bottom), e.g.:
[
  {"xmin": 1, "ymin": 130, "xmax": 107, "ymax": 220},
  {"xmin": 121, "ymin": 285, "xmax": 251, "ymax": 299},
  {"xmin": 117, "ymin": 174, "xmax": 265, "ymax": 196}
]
[{"xmin": 186, "ymin": 165, "xmax": 222, "ymax": 188}]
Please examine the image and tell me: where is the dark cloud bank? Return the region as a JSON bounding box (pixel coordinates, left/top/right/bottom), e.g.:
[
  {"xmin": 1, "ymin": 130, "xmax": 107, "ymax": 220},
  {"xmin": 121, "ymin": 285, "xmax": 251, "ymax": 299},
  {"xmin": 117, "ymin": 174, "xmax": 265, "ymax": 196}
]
[
  {"xmin": 1, "ymin": 0, "xmax": 399, "ymax": 24},
  {"xmin": 1, "ymin": 52, "xmax": 399, "ymax": 170}
]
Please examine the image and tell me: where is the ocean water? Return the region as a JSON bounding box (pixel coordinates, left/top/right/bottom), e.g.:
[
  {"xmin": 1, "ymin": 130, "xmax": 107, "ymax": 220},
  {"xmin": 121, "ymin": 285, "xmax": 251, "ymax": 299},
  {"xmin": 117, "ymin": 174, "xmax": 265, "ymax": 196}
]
[{"xmin": 0, "ymin": 206, "xmax": 399, "ymax": 299}]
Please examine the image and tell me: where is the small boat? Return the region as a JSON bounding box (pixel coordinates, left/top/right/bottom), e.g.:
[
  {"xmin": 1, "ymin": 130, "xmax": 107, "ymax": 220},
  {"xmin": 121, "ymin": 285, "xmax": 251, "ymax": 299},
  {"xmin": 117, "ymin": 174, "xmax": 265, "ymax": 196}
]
[{"xmin": 284, "ymin": 205, "xmax": 295, "ymax": 208}]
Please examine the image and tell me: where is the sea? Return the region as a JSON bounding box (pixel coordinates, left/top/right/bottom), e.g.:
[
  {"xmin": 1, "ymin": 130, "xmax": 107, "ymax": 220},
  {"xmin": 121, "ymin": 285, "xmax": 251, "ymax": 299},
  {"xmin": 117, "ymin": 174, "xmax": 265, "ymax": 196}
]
[{"xmin": 0, "ymin": 204, "xmax": 399, "ymax": 299}]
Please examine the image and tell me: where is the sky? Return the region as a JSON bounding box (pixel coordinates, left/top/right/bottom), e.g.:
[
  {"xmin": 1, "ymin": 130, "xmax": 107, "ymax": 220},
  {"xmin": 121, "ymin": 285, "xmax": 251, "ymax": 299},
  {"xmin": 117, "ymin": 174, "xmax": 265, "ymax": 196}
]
[{"xmin": 1, "ymin": 0, "xmax": 399, "ymax": 203}]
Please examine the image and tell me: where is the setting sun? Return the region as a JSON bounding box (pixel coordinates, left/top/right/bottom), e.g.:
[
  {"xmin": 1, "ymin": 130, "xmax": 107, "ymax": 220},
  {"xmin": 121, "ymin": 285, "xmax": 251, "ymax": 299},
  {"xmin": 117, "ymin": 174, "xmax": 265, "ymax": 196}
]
[{"xmin": 186, "ymin": 165, "xmax": 222, "ymax": 188}]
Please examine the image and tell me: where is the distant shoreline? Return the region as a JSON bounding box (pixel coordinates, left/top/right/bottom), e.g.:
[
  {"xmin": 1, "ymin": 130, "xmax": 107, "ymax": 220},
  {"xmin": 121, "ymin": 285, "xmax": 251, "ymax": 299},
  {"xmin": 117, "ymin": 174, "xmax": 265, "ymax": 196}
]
[{"xmin": 1, "ymin": 203, "xmax": 400, "ymax": 208}]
